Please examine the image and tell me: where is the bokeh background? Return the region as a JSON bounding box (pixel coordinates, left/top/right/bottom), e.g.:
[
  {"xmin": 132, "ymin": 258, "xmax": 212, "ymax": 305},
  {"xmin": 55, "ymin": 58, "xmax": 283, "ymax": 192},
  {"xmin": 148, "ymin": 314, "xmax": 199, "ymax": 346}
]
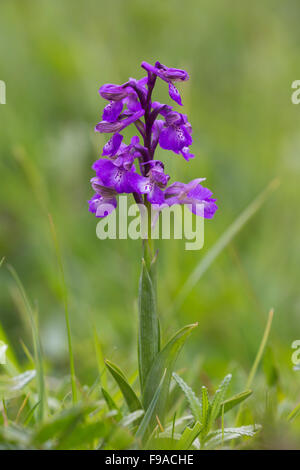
[{"xmin": 0, "ymin": 0, "xmax": 300, "ymax": 446}]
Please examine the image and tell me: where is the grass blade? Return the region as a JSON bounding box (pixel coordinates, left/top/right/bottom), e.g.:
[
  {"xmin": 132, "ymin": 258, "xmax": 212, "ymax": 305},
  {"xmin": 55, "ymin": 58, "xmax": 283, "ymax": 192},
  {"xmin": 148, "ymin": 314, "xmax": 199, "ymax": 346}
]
[
  {"xmin": 92, "ymin": 325, "xmax": 107, "ymax": 389},
  {"xmin": 173, "ymin": 179, "xmax": 280, "ymax": 310},
  {"xmin": 235, "ymin": 308, "xmax": 274, "ymax": 426},
  {"xmin": 7, "ymin": 265, "xmax": 46, "ymax": 421},
  {"xmin": 287, "ymin": 402, "xmax": 300, "ymax": 422},
  {"xmin": 48, "ymin": 213, "xmax": 77, "ymax": 404}
]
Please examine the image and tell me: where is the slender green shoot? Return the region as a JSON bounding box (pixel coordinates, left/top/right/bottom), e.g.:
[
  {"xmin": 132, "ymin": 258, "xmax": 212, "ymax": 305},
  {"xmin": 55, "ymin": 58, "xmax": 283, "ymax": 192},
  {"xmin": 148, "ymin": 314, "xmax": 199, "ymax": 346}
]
[
  {"xmin": 6, "ymin": 265, "xmax": 47, "ymax": 421},
  {"xmin": 235, "ymin": 308, "xmax": 274, "ymax": 426},
  {"xmin": 48, "ymin": 213, "xmax": 77, "ymax": 404}
]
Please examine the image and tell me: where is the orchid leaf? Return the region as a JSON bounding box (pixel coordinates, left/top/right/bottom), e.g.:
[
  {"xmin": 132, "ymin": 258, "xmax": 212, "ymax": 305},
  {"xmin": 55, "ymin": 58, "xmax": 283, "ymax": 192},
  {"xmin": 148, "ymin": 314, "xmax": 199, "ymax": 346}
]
[
  {"xmin": 142, "ymin": 323, "xmax": 198, "ymax": 425},
  {"xmin": 136, "ymin": 370, "xmax": 166, "ymax": 443},
  {"xmin": 138, "ymin": 259, "xmax": 160, "ymax": 392},
  {"xmin": 105, "ymin": 359, "xmax": 142, "ymax": 412}
]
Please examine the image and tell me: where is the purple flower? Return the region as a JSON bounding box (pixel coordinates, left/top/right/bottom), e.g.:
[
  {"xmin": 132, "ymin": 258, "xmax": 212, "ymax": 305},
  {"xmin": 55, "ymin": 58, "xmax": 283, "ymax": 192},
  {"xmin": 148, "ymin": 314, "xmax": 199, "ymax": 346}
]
[
  {"xmin": 110, "ymin": 136, "xmax": 141, "ymax": 170},
  {"xmin": 90, "ymin": 62, "xmax": 218, "ymax": 221},
  {"xmin": 88, "ymin": 193, "xmax": 118, "ymax": 218},
  {"xmin": 102, "ymin": 101, "xmax": 123, "ymax": 122},
  {"xmin": 95, "ymin": 109, "xmax": 145, "ymax": 134},
  {"xmin": 159, "ymin": 111, "xmax": 193, "ymax": 159},
  {"xmin": 102, "ymin": 133, "xmax": 123, "ymax": 157},
  {"xmin": 88, "ymin": 180, "xmax": 118, "ymax": 218},
  {"xmin": 164, "ymin": 179, "xmax": 218, "ymax": 219},
  {"xmin": 139, "ymin": 160, "xmax": 170, "ymax": 205},
  {"xmin": 92, "ymin": 158, "xmax": 148, "ymax": 194},
  {"xmin": 99, "ymin": 84, "xmax": 128, "ymax": 101},
  {"xmin": 142, "ymin": 61, "xmax": 189, "ymax": 106}
]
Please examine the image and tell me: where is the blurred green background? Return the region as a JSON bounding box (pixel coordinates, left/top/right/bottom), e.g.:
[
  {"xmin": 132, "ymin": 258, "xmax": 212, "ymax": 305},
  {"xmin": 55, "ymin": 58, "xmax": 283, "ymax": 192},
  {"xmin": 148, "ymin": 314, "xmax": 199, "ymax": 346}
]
[{"xmin": 0, "ymin": 0, "xmax": 299, "ymax": 442}]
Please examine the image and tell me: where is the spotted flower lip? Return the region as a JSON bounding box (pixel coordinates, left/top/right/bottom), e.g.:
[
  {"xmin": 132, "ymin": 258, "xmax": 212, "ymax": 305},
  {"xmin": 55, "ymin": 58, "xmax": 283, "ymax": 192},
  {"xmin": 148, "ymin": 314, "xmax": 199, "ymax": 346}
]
[
  {"xmin": 88, "ymin": 181, "xmax": 118, "ymax": 218},
  {"xmin": 88, "ymin": 193, "xmax": 118, "ymax": 218},
  {"xmin": 141, "ymin": 61, "xmax": 189, "ymax": 106},
  {"xmin": 159, "ymin": 111, "xmax": 193, "ymax": 155},
  {"xmin": 138, "ymin": 160, "xmax": 170, "ymax": 205},
  {"xmin": 92, "ymin": 158, "xmax": 148, "ymax": 194}
]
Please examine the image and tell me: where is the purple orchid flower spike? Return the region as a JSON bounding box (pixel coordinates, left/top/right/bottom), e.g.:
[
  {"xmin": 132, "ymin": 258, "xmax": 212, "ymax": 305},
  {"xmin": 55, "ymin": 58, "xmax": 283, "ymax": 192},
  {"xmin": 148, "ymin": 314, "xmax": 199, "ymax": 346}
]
[
  {"xmin": 89, "ymin": 63, "xmax": 220, "ymax": 429},
  {"xmin": 90, "ymin": 61, "xmax": 217, "ymax": 221},
  {"xmin": 164, "ymin": 179, "xmax": 218, "ymax": 219},
  {"xmin": 141, "ymin": 61, "xmax": 189, "ymax": 105}
]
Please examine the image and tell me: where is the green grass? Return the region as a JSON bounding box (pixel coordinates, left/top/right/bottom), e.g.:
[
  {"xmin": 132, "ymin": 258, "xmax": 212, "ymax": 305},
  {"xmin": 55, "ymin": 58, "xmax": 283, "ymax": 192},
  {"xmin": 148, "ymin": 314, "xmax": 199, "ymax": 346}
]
[{"xmin": 1, "ymin": 0, "xmax": 300, "ymax": 449}]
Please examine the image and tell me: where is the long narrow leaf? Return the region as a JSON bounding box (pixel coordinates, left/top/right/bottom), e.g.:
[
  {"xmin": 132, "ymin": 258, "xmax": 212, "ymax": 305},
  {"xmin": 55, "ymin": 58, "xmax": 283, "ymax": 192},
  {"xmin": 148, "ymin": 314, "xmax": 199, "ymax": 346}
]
[
  {"xmin": 136, "ymin": 370, "xmax": 166, "ymax": 443},
  {"xmin": 235, "ymin": 309, "xmax": 274, "ymax": 426},
  {"xmin": 7, "ymin": 265, "xmax": 46, "ymax": 421},
  {"xmin": 142, "ymin": 324, "xmax": 198, "ymax": 424},
  {"xmin": 105, "ymin": 360, "xmax": 142, "ymax": 412},
  {"xmin": 138, "ymin": 259, "xmax": 159, "ymax": 391},
  {"xmin": 216, "ymin": 390, "xmax": 253, "ymax": 418},
  {"xmin": 209, "ymin": 374, "xmax": 232, "ymax": 426}
]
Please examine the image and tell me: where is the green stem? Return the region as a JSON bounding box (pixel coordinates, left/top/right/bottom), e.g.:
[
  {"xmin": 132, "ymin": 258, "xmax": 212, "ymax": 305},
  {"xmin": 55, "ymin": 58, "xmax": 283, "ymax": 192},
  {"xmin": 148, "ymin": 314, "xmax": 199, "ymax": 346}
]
[{"xmin": 138, "ymin": 202, "xmax": 160, "ymax": 394}]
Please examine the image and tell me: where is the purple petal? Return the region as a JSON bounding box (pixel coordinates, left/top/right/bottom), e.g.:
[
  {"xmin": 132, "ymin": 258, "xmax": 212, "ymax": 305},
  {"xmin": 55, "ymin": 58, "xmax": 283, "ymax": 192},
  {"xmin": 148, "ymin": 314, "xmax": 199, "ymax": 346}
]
[
  {"xmin": 181, "ymin": 147, "xmax": 195, "ymax": 161},
  {"xmin": 102, "ymin": 101, "xmax": 123, "ymax": 122},
  {"xmin": 146, "ymin": 184, "xmax": 165, "ymax": 205},
  {"xmin": 159, "ymin": 124, "xmax": 192, "ymax": 153},
  {"xmin": 156, "ymin": 63, "xmax": 189, "ymax": 82},
  {"xmin": 99, "ymin": 84, "xmax": 128, "ymax": 101},
  {"xmin": 95, "ymin": 121, "xmax": 123, "ymax": 133},
  {"xmin": 126, "ymin": 172, "xmax": 149, "ymax": 194},
  {"xmin": 169, "ymin": 82, "xmax": 182, "ymax": 106},
  {"xmin": 88, "ymin": 193, "xmax": 117, "ymax": 218},
  {"xmin": 102, "ymin": 133, "xmax": 123, "ymax": 156},
  {"xmin": 95, "ymin": 109, "xmax": 145, "ymax": 134}
]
